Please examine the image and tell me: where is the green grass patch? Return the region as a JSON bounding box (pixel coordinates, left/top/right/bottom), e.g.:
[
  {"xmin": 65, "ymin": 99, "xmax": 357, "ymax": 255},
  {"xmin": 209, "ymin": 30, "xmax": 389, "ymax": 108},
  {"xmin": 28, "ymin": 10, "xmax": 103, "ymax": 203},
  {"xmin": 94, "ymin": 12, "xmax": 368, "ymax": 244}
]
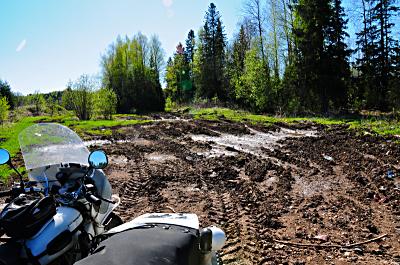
[
  {"xmin": 0, "ymin": 115, "xmax": 152, "ymax": 179},
  {"xmin": 62, "ymin": 119, "xmax": 151, "ymax": 137},
  {"xmin": 32, "ymin": 115, "xmax": 151, "ymax": 137},
  {"xmin": 190, "ymin": 107, "xmax": 400, "ymax": 136},
  {"xmin": 190, "ymin": 108, "xmax": 346, "ymax": 125},
  {"xmin": 0, "ymin": 117, "xmax": 46, "ymax": 155},
  {"xmin": 0, "ymin": 116, "xmax": 45, "ymax": 178},
  {"xmin": 348, "ymin": 119, "xmax": 400, "ymax": 135}
]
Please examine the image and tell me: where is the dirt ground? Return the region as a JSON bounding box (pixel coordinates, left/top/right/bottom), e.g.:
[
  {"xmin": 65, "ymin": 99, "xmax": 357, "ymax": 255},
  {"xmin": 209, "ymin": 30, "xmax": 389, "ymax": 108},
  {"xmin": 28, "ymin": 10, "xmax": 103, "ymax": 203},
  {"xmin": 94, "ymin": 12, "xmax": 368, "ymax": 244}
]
[{"xmin": 90, "ymin": 116, "xmax": 400, "ymax": 265}]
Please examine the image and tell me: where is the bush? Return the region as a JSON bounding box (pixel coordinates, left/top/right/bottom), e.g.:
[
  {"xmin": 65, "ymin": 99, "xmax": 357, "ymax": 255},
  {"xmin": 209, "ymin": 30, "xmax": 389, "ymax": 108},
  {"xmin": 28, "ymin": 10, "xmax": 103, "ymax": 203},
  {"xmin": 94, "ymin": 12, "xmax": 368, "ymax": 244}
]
[
  {"xmin": 94, "ymin": 88, "xmax": 117, "ymax": 120},
  {"xmin": 64, "ymin": 75, "xmax": 95, "ymax": 120},
  {"xmin": 165, "ymin": 97, "xmax": 177, "ymax": 112},
  {"xmin": 30, "ymin": 92, "xmax": 46, "ymax": 115},
  {"xmin": 0, "ymin": 97, "xmax": 10, "ymax": 125}
]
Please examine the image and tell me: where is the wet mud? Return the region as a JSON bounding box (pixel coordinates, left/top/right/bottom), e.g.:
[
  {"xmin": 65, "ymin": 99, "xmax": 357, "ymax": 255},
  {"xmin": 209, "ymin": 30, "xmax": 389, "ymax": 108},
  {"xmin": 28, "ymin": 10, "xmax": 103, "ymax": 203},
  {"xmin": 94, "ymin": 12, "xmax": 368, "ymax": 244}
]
[{"xmin": 89, "ymin": 118, "xmax": 400, "ymax": 265}]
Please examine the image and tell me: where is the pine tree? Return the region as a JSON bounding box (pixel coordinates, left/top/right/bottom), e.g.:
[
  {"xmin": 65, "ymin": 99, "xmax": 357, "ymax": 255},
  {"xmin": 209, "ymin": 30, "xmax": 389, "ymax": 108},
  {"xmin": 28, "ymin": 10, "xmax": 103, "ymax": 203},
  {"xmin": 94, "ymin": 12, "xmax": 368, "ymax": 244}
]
[
  {"xmin": 325, "ymin": 0, "xmax": 351, "ymax": 110},
  {"xmin": 233, "ymin": 25, "xmax": 250, "ymax": 75},
  {"xmin": 185, "ymin": 30, "xmax": 196, "ymax": 94},
  {"xmin": 292, "ymin": 0, "xmax": 331, "ymax": 112},
  {"xmin": 196, "ymin": 3, "xmax": 227, "ymax": 100},
  {"xmin": 185, "ymin": 30, "xmax": 196, "ymax": 65},
  {"xmin": 355, "ymin": 0, "xmax": 399, "ymax": 110},
  {"xmin": 291, "ymin": 0, "xmax": 350, "ymax": 113},
  {"xmin": 388, "ymin": 41, "xmax": 400, "ymax": 107}
]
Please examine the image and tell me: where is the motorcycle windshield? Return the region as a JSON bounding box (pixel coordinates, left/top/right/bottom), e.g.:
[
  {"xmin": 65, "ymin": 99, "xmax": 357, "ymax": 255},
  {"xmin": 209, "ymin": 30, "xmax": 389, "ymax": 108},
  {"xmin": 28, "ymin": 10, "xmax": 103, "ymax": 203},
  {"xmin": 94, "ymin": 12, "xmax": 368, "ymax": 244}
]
[{"xmin": 19, "ymin": 123, "xmax": 90, "ymax": 170}]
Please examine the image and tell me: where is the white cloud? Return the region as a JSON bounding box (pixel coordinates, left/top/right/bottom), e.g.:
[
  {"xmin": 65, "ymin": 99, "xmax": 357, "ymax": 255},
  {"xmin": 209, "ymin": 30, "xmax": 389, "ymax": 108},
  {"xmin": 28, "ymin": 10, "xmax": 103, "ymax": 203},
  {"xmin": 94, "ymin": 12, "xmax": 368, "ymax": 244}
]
[
  {"xmin": 16, "ymin": 39, "xmax": 27, "ymax": 52},
  {"xmin": 162, "ymin": 0, "xmax": 173, "ymax": 7}
]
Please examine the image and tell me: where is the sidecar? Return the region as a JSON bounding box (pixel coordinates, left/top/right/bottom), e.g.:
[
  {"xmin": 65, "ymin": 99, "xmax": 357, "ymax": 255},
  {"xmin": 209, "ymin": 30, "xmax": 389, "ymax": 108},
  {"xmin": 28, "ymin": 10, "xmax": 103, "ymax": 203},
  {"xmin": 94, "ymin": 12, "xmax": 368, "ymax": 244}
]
[{"xmin": 75, "ymin": 213, "xmax": 225, "ymax": 265}]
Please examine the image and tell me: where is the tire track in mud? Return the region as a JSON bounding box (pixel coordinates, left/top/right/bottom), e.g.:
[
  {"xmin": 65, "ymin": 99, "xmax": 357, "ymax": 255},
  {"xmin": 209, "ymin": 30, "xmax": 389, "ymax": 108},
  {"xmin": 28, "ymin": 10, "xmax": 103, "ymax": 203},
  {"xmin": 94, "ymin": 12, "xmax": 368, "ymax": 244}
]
[
  {"xmin": 102, "ymin": 120, "xmax": 400, "ymax": 264},
  {"xmin": 207, "ymin": 182, "xmax": 275, "ymax": 264},
  {"xmin": 117, "ymin": 157, "xmax": 150, "ymax": 220}
]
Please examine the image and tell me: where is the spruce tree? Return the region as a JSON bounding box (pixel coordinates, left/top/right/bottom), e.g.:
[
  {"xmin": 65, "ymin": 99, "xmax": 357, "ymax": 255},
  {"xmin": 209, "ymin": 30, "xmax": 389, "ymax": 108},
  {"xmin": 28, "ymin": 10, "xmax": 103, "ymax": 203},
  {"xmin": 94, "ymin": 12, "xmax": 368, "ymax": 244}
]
[
  {"xmin": 185, "ymin": 30, "xmax": 195, "ymax": 65},
  {"xmin": 355, "ymin": 0, "xmax": 399, "ymax": 110},
  {"xmin": 197, "ymin": 3, "xmax": 227, "ymax": 100},
  {"xmin": 185, "ymin": 30, "xmax": 196, "ymax": 94},
  {"xmin": 325, "ymin": 0, "xmax": 351, "ymax": 110},
  {"xmin": 291, "ymin": 0, "xmax": 350, "ymax": 113}
]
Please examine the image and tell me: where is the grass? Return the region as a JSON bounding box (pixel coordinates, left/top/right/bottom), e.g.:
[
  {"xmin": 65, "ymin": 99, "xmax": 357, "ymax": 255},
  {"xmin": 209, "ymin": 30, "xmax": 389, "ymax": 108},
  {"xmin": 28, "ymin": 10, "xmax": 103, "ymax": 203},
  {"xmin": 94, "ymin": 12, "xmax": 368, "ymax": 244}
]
[
  {"xmin": 190, "ymin": 107, "xmax": 400, "ymax": 136},
  {"xmin": 0, "ymin": 116, "xmax": 45, "ymax": 178},
  {"xmin": 190, "ymin": 107, "xmax": 346, "ymax": 124},
  {"xmin": 0, "ymin": 114, "xmax": 152, "ymax": 179},
  {"xmin": 1, "ymin": 107, "xmax": 400, "ymax": 179},
  {"xmin": 33, "ymin": 115, "xmax": 152, "ymax": 137}
]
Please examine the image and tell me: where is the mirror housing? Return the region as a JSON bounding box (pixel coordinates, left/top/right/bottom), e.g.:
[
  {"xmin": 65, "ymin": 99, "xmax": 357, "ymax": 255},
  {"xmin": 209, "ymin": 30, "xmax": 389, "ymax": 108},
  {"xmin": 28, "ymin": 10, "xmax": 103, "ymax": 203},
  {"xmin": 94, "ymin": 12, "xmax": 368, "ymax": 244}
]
[
  {"xmin": 88, "ymin": 150, "xmax": 108, "ymax": 169},
  {"xmin": 0, "ymin": 149, "xmax": 10, "ymax": 165}
]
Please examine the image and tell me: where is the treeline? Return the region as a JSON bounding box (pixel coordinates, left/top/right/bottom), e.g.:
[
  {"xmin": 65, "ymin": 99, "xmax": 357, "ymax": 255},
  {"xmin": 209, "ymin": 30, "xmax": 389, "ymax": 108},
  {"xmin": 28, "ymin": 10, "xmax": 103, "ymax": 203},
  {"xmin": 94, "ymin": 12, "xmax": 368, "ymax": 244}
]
[
  {"xmin": 0, "ymin": 33, "xmax": 166, "ymax": 121},
  {"xmin": 2, "ymin": 1, "xmax": 399, "ymax": 119},
  {"xmin": 0, "ymin": 76, "xmax": 117, "ymax": 122},
  {"xmin": 166, "ymin": 1, "xmax": 400, "ymax": 114}
]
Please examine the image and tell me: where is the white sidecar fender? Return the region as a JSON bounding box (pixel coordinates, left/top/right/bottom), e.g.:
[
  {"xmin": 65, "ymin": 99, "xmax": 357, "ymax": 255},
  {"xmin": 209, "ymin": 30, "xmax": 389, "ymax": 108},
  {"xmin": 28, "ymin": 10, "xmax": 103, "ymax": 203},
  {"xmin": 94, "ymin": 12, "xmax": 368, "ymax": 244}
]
[{"xmin": 107, "ymin": 213, "xmax": 199, "ymax": 234}]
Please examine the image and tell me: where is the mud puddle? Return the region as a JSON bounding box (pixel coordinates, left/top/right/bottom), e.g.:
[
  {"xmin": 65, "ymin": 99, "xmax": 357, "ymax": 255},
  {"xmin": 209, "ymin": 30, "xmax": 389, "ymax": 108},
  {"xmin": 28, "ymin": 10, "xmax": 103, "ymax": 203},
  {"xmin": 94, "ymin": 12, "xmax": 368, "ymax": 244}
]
[
  {"xmin": 85, "ymin": 138, "xmax": 153, "ymax": 147},
  {"xmin": 191, "ymin": 126, "xmax": 317, "ymax": 158},
  {"xmin": 145, "ymin": 152, "xmax": 178, "ymax": 162}
]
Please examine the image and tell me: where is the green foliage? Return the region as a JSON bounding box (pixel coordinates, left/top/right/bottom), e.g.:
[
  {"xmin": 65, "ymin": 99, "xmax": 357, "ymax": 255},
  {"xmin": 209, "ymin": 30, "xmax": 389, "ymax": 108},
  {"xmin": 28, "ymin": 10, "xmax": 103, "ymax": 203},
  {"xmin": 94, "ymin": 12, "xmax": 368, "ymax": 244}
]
[
  {"xmin": 0, "ymin": 116, "xmax": 43, "ymax": 178},
  {"xmin": 60, "ymin": 118, "xmax": 150, "ymax": 136},
  {"xmin": 0, "ymin": 115, "xmax": 151, "ymax": 179},
  {"xmin": 228, "ymin": 24, "xmax": 251, "ymax": 103},
  {"xmin": 165, "ymin": 97, "xmax": 177, "ymax": 112},
  {"xmin": 1, "ymin": 0, "xmax": 399, "ymax": 118},
  {"xmin": 0, "ymin": 97, "xmax": 10, "ymax": 125},
  {"xmin": 0, "ymin": 80, "xmax": 15, "ymax": 110},
  {"xmin": 185, "ymin": 30, "xmax": 196, "ymax": 66},
  {"xmin": 47, "ymin": 101, "xmax": 67, "ymax": 117},
  {"xmin": 165, "ymin": 43, "xmax": 192, "ymax": 103},
  {"xmin": 64, "ymin": 75, "xmax": 95, "ymax": 120},
  {"xmin": 354, "ymin": 0, "xmax": 399, "ymax": 111},
  {"xmin": 195, "ymin": 3, "xmax": 227, "ymax": 100},
  {"xmin": 234, "ymin": 43, "xmax": 274, "ymax": 112},
  {"xmin": 101, "ymin": 33, "xmax": 165, "ymax": 113},
  {"xmin": 286, "ymin": 0, "xmax": 351, "ymax": 113},
  {"xmin": 94, "ymin": 88, "xmax": 117, "ymax": 120},
  {"xmin": 190, "ymin": 107, "xmax": 400, "ymax": 137},
  {"xmin": 29, "ymin": 91, "xmax": 46, "ymax": 115}
]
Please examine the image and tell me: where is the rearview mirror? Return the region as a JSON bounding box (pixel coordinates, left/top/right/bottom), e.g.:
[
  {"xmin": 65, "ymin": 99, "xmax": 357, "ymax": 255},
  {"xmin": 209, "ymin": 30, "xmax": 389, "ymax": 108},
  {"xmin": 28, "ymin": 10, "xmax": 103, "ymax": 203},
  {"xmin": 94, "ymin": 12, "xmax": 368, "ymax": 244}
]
[
  {"xmin": 88, "ymin": 150, "xmax": 108, "ymax": 169},
  {"xmin": 0, "ymin": 149, "xmax": 10, "ymax": 165}
]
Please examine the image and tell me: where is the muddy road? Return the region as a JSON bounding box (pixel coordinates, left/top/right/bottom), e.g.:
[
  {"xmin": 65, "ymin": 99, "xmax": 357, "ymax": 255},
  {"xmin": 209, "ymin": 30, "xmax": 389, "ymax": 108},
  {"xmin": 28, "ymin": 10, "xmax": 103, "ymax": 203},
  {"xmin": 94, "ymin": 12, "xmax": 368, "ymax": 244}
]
[{"xmin": 89, "ymin": 117, "xmax": 400, "ymax": 264}]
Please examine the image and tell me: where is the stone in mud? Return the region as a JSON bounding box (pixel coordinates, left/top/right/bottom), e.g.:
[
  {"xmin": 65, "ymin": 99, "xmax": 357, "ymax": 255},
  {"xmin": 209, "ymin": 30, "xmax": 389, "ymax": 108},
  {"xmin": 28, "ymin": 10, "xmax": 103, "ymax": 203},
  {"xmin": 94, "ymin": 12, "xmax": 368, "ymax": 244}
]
[{"xmin": 366, "ymin": 224, "xmax": 379, "ymax": 234}]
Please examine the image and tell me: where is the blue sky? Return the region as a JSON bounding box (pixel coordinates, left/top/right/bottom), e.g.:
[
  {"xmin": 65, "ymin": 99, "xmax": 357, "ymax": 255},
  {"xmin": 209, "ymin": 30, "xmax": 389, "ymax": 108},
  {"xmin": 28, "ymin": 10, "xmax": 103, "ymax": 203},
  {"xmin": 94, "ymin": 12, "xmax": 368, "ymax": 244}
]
[{"xmin": 0, "ymin": 0, "xmax": 243, "ymax": 94}]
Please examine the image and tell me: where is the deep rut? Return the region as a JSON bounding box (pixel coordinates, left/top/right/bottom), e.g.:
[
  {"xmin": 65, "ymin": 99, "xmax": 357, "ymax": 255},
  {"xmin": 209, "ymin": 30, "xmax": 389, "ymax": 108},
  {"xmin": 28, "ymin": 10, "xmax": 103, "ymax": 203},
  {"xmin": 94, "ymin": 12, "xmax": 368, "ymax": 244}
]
[{"xmin": 101, "ymin": 119, "xmax": 400, "ymax": 265}]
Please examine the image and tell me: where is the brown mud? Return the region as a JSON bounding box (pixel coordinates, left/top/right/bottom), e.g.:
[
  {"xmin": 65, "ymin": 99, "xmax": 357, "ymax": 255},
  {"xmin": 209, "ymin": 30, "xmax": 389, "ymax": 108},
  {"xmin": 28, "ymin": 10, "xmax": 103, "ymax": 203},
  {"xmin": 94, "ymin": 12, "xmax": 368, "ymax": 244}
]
[{"xmin": 89, "ymin": 118, "xmax": 400, "ymax": 265}]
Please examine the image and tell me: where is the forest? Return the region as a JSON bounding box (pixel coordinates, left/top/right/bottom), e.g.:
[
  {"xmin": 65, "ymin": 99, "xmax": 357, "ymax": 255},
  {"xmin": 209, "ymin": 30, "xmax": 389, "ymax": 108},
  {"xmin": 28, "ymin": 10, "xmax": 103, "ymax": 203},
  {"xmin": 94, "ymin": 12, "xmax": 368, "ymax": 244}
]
[
  {"xmin": 0, "ymin": 0, "xmax": 399, "ymax": 121},
  {"xmin": 165, "ymin": 0, "xmax": 400, "ymax": 114}
]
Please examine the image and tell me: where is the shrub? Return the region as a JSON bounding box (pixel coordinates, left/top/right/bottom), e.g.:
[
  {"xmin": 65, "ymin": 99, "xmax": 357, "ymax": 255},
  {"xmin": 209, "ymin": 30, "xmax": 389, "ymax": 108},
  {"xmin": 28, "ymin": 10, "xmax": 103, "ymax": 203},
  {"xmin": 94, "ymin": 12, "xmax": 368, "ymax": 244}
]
[
  {"xmin": 94, "ymin": 88, "xmax": 117, "ymax": 120},
  {"xmin": 0, "ymin": 97, "xmax": 10, "ymax": 125}
]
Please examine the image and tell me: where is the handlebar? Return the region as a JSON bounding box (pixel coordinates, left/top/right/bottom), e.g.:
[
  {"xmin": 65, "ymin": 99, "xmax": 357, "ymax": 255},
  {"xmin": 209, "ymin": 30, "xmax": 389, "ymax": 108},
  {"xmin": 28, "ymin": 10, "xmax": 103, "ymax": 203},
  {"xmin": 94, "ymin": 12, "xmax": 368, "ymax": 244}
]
[
  {"xmin": 84, "ymin": 193, "xmax": 102, "ymax": 206},
  {"xmin": 0, "ymin": 186, "xmax": 44, "ymax": 199}
]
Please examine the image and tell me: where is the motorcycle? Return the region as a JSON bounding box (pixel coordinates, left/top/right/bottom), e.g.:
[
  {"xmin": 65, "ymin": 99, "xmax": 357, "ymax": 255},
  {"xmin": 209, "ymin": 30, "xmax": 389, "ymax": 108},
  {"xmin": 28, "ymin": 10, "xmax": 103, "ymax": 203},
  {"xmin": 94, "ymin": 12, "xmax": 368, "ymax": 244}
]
[
  {"xmin": 75, "ymin": 212, "xmax": 226, "ymax": 265},
  {"xmin": 0, "ymin": 123, "xmax": 122, "ymax": 265}
]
